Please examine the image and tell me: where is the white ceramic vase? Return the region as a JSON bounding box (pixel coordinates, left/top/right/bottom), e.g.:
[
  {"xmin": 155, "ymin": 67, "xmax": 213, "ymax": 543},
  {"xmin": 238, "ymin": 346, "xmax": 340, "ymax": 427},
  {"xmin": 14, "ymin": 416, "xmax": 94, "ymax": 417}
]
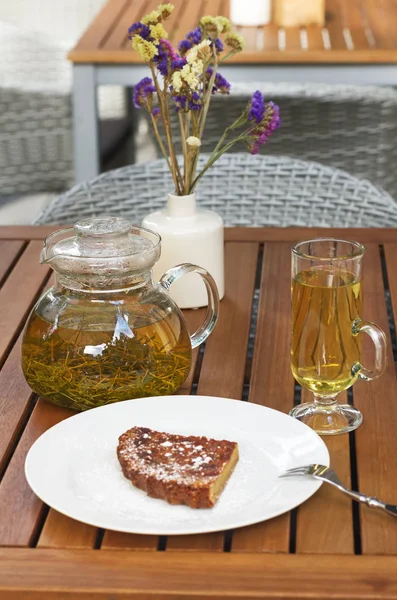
[{"xmin": 142, "ymin": 193, "xmax": 225, "ymax": 309}]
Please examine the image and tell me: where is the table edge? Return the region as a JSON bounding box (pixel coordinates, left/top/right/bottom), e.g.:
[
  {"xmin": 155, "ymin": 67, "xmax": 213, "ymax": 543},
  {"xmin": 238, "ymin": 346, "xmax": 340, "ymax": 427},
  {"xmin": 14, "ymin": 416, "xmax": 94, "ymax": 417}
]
[
  {"xmin": 1, "ymin": 549, "xmax": 397, "ymax": 599},
  {"xmin": 1, "ymin": 226, "xmax": 396, "ymax": 243}
]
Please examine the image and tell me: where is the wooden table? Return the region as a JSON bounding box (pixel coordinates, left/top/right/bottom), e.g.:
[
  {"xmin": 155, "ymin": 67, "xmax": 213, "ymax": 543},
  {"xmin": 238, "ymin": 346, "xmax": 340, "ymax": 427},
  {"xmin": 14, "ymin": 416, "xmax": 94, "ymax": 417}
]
[
  {"xmin": 1, "ymin": 225, "xmax": 397, "ymax": 599},
  {"xmin": 69, "ymin": 0, "xmax": 397, "ymax": 182}
]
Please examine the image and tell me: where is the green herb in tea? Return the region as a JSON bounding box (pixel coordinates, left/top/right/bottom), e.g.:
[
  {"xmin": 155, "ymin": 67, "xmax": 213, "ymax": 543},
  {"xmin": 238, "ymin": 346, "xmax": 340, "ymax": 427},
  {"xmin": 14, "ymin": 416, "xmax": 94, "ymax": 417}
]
[{"xmin": 22, "ymin": 304, "xmax": 191, "ymax": 411}]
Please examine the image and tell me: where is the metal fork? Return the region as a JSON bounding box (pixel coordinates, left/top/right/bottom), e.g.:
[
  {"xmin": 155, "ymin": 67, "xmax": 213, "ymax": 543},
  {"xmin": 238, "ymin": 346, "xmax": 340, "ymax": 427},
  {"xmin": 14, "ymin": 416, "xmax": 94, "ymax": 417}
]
[{"xmin": 280, "ymin": 464, "xmax": 397, "ymax": 518}]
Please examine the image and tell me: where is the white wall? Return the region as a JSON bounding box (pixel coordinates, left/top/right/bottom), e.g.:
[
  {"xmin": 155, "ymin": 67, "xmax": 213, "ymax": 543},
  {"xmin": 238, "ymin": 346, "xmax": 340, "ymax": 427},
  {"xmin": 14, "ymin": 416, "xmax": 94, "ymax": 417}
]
[{"xmin": 0, "ymin": 0, "xmax": 106, "ymax": 44}]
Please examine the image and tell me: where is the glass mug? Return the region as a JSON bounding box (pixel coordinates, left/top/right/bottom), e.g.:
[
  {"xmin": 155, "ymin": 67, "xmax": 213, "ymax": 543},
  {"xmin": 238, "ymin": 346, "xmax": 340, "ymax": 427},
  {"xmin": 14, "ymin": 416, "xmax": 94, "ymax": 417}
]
[{"xmin": 290, "ymin": 239, "xmax": 387, "ymax": 435}]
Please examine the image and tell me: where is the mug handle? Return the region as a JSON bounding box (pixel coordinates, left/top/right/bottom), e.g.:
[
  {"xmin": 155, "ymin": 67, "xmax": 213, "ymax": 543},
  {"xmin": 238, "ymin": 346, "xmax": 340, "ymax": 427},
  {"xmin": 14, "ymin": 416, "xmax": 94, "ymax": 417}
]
[
  {"xmin": 159, "ymin": 263, "xmax": 220, "ymax": 349},
  {"xmin": 352, "ymin": 318, "xmax": 387, "ymax": 380}
]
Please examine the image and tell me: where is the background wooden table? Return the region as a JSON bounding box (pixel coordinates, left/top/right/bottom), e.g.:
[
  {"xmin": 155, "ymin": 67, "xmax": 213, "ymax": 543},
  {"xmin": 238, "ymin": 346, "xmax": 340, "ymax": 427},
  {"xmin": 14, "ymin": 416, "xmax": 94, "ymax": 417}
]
[
  {"xmin": 1, "ymin": 225, "xmax": 397, "ymax": 599},
  {"xmin": 69, "ymin": 0, "xmax": 397, "ymax": 182}
]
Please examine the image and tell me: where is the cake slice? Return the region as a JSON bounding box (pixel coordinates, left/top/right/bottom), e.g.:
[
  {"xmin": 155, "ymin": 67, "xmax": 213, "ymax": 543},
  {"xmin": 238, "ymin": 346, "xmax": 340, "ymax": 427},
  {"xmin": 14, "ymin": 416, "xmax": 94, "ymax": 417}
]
[{"xmin": 117, "ymin": 426, "xmax": 239, "ymax": 508}]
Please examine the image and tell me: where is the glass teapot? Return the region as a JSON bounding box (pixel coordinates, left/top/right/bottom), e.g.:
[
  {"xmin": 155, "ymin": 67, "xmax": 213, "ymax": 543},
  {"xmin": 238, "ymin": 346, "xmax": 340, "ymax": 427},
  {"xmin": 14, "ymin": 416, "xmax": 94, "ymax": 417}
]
[{"xmin": 21, "ymin": 217, "xmax": 219, "ymax": 411}]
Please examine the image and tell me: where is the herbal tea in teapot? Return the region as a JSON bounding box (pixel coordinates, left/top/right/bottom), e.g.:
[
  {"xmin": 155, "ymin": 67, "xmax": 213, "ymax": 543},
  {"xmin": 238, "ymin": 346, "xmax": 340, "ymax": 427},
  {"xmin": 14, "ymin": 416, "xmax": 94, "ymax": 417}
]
[
  {"xmin": 22, "ymin": 297, "xmax": 192, "ymax": 411},
  {"xmin": 21, "ymin": 218, "xmax": 219, "ymax": 411}
]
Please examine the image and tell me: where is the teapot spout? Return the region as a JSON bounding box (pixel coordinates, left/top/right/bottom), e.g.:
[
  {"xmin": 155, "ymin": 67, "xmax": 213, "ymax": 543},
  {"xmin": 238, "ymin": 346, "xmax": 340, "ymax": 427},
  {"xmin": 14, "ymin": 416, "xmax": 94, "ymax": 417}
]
[
  {"xmin": 39, "ymin": 247, "xmax": 49, "ymax": 265},
  {"xmin": 40, "ymin": 227, "xmax": 75, "ymax": 266}
]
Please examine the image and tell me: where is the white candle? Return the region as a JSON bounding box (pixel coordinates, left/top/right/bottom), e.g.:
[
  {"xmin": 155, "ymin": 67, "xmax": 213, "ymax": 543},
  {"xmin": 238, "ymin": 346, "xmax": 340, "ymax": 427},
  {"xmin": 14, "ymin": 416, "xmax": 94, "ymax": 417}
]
[{"xmin": 230, "ymin": 0, "xmax": 272, "ymax": 26}]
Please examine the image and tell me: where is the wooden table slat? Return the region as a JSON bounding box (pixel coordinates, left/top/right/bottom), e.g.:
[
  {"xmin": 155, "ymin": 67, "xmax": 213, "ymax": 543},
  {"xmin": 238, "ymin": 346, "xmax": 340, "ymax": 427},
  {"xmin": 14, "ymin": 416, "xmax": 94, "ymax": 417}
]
[
  {"xmin": 0, "ymin": 401, "xmax": 72, "ymax": 547},
  {"xmin": 2, "ymin": 549, "xmax": 397, "ymax": 599},
  {"xmin": 104, "ymin": 0, "xmax": 148, "ymax": 51},
  {"xmin": 194, "ymin": 242, "xmax": 259, "ymax": 399},
  {"xmin": 0, "ymin": 337, "xmax": 35, "ymax": 478},
  {"xmin": 167, "ymin": 242, "xmax": 259, "ymax": 551},
  {"xmin": 232, "ymin": 242, "xmax": 293, "ymax": 553},
  {"xmin": 0, "ymin": 241, "xmax": 50, "ymax": 366},
  {"xmin": 101, "ymin": 530, "xmax": 159, "ymax": 550},
  {"xmin": 296, "ymin": 392, "xmax": 354, "ymax": 554},
  {"xmin": 73, "ymin": 0, "xmax": 132, "ymax": 51},
  {"xmin": 0, "ymin": 240, "xmax": 25, "ymax": 286},
  {"xmin": 343, "ymin": 0, "xmax": 371, "ymax": 49},
  {"xmin": 163, "ymin": 0, "xmax": 190, "ymax": 39},
  {"xmin": 259, "ymin": 24, "xmax": 280, "ymax": 52},
  {"xmin": 37, "ymin": 511, "xmax": 97, "ymax": 549},
  {"xmin": 360, "ymin": 0, "xmax": 395, "ymax": 49},
  {"xmin": 326, "ymin": 0, "xmax": 349, "ymax": 51},
  {"xmin": 306, "ymin": 25, "xmax": 326, "ymax": 50},
  {"xmin": 285, "ymin": 27, "xmax": 303, "ymax": 52},
  {"xmin": 384, "ymin": 243, "xmax": 397, "ymax": 343},
  {"xmin": 1, "ymin": 226, "xmax": 397, "ymax": 244},
  {"xmin": 168, "ymin": 0, "xmax": 205, "ymax": 48},
  {"xmin": 353, "ymin": 244, "xmax": 397, "ymax": 555}
]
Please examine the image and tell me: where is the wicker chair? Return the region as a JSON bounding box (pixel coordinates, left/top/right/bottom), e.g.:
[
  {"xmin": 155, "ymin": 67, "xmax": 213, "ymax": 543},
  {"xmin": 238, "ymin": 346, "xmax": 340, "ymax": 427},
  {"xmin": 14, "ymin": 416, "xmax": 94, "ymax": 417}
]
[
  {"xmin": 35, "ymin": 153, "xmax": 397, "ymax": 227},
  {"xmin": 149, "ymin": 83, "xmax": 397, "ymax": 200},
  {"xmin": 0, "ymin": 5, "xmax": 127, "ymax": 195}
]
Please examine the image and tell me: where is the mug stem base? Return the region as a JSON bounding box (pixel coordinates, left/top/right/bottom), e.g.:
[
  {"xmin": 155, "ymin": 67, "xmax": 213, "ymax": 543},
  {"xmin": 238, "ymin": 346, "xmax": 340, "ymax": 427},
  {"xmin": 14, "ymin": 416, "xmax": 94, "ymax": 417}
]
[{"xmin": 289, "ymin": 401, "xmax": 363, "ymax": 435}]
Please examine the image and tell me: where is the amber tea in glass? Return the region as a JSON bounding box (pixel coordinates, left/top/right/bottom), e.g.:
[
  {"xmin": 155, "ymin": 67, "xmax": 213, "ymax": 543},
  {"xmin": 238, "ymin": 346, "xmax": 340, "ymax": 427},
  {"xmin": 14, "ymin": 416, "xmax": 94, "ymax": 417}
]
[{"xmin": 290, "ymin": 239, "xmax": 387, "ymax": 435}]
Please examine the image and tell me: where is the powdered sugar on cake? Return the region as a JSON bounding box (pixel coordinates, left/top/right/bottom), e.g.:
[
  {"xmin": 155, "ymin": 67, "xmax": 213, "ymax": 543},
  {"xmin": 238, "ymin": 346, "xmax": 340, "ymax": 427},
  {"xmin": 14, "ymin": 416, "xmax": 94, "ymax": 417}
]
[{"xmin": 117, "ymin": 426, "xmax": 235, "ymax": 486}]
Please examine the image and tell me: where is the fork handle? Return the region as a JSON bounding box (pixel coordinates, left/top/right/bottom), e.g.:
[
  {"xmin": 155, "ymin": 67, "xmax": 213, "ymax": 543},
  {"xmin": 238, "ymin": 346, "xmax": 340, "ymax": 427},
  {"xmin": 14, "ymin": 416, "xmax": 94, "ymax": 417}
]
[{"xmin": 340, "ymin": 488, "xmax": 397, "ymax": 517}]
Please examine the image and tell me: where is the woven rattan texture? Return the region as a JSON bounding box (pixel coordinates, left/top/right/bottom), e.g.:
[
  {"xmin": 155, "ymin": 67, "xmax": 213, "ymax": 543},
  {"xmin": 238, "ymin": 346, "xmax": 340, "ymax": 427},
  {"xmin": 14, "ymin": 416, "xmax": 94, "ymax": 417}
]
[
  {"xmin": 36, "ymin": 153, "xmax": 397, "ymax": 228},
  {"xmin": 0, "ymin": 89, "xmax": 74, "ymax": 195},
  {"xmin": 151, "ymin": 83, "xmax": 397, "ymax": 200}
]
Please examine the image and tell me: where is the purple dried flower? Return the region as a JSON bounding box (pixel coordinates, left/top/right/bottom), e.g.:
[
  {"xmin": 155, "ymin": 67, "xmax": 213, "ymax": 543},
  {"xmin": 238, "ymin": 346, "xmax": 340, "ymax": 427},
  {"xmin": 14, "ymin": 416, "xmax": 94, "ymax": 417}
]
[
  {"xmin": 247, "ymin": 99, "xmax": 281, "ymax": 154},
  {"xmin": 160, "ymin": 39, "xmax": 179, "ymax": 60},
  {"xmin": 155, "ymin": 57, "xmax": 168, "ymax": 76},
  {"xmin": 248, "ymin": 90, "xmax": 265, "ymax": 124},
  {"xmin": 214, "ymin": 37, "xmax": 223, "ymax": 52},
  {"xmin": 173, "ymin": 95, "xmax": 188, "ymax": 111},
  {"xmin": 171, "ymin": 57, "xmax": 187, "ymax": 70},
  {"xmin": 186, "ymin": 27, "xmax": 202, "ymax": 44},
  {"xmin": 133, "ymin": 77, "xmax": 156, "ymax": 108},
  {"xmin": 154, "ymin": 39, "xmax": 179, "ymax": 76},
  {"xmin": 206, "ymin": 67, "xmax": 231, "ymax": 95},
  {"xmin": 128, "ymin": 22, "xmax": 151, "ymax": 40},
  {"xmin": 189, "ymin": 91, "xmax": 201, "ymax": 110},
  {"xmin": 152, "ymin": 107, "xmax": 161, "ymax": 119},
  {"xmin": 214, "ymin": 72, "xmax": 230, "ymax": 94},
  {"xmin": 178, "ymin": 39, "xmax": 192, "ymax": 55}
]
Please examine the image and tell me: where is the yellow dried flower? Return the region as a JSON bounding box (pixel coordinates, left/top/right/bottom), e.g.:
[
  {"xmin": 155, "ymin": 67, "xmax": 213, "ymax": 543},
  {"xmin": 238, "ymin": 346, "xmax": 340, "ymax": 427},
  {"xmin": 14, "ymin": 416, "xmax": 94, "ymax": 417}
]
[
  {"xmin": 186, "ymin": 39, "xmax": 211, "ymax": 64},
  {"xmin": 214, "ymin": 16, "xmax": 231, "ymax": 33},
  {"xmin": 199, "ymin": 15, "xmax": 220, "ymax": 38},
  {"xmin": 186, "ymin": 136, "xmax": 201, "ymax": 147},
  {"xmin": 149, "ymin": 23, "xmax": 168, "ymax": 43},
  {"xmin": 132, "ymin": 36, "xmax": 158, "ymax": 61},
  {"xmin": 142, "ymin": 10, "xmax": 161, "ymax": 25},
  {"xmin": 157, "ymin": 3, "xmax": 174, "ymax": 19},
  {"xmin": 224, "ymin": 32, "xmax": 245, "ymax": 52},
  {"xmin": 180, "ymin": 63, "xmax": 200, "ymax": 90},
  {"xmin": 172, "ymin": 72, "xmax": 183, "ymax": 92}
]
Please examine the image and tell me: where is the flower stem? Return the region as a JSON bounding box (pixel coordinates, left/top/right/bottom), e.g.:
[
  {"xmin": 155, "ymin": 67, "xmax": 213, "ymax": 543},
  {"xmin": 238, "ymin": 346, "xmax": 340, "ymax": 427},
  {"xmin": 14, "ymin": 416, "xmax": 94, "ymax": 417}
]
[
  {"xmin": 163, "ymin": 78, "xmax": 183, "ymax": 188},
  {"xmin": 150, "ymin": 64, "xmax": 182, "ymax": 194},
  {"xmin": 178, "ymin": 111, "xmax": 189, "ymax": 195},
  {"xmin": 189, "ymin": 54, "xmax": 219, "ymax": 188},
  {"xmin": 150, "ymin": 113, "xmax": 173, "ymax": 172}
]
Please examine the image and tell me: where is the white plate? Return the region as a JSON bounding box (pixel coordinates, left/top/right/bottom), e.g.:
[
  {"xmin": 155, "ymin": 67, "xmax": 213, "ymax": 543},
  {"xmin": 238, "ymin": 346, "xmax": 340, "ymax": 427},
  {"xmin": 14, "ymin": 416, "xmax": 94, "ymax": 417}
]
[{"xmin": 25, "ymin": 395, "xmax": 329, "ymax": 536}]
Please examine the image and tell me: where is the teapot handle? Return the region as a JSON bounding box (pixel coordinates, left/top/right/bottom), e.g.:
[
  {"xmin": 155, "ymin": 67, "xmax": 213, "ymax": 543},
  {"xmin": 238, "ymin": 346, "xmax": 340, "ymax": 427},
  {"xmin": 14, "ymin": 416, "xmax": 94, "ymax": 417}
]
[{"xmin": 159, "ymin": 263, "xmax": 220, "ymax": 349}]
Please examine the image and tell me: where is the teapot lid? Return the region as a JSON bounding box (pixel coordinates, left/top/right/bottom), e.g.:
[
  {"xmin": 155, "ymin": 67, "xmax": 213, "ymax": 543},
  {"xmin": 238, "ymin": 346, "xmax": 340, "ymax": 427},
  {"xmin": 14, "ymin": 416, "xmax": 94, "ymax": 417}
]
[{"xmin": 41, "ymin": 217, "xmax": 161, "ymax": 289}]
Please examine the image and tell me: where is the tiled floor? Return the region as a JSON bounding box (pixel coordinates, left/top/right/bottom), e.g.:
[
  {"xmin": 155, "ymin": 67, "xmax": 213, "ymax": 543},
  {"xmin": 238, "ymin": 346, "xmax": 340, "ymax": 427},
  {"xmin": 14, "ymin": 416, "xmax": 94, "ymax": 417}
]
[{"xmin": 0, "ymin": 194, "xmax": 55, "ymax": 225}]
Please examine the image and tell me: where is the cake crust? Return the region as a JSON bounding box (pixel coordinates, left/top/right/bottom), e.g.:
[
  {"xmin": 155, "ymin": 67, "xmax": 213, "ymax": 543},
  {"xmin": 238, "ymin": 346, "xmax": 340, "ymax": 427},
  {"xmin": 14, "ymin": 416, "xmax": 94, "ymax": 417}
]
[{"xmin": 117, "ymin": 426, "xmax": 239, "ymax": 508}]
